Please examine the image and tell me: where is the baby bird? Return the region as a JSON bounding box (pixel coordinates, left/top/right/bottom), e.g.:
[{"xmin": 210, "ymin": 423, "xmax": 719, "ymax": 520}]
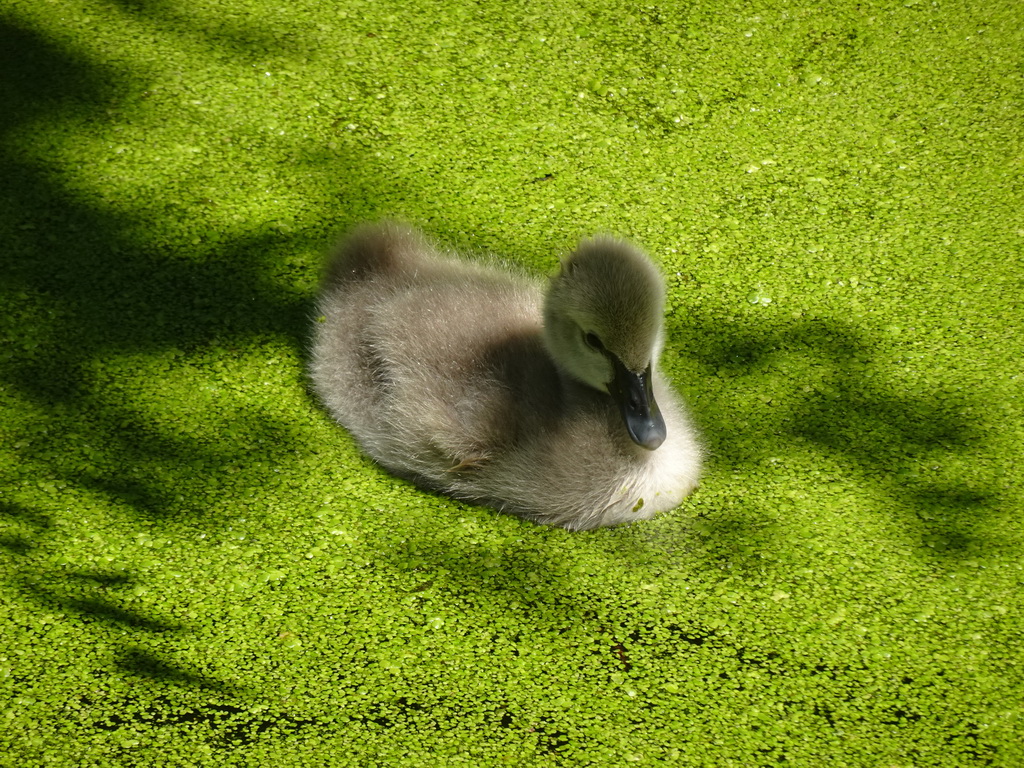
[{"xmin": 310, "ymin": 222, "xmax": 701, "ymax": 531}]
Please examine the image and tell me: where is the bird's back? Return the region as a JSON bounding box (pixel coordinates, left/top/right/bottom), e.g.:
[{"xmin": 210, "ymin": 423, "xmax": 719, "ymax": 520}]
[{"xmin": 312, "ymin": 223, "xmax": 550, "ymax": 485}]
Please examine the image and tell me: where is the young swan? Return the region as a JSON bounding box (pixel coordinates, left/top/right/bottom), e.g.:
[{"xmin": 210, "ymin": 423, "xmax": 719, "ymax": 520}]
[{"xmin": 311, "ymin": 222, "xmax": 701, "ymax": 531}]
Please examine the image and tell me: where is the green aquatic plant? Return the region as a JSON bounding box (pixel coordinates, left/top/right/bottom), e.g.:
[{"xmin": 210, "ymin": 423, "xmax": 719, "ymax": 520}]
[{"xmin": 1, "ymin": 0, "xmax": 1021, "ymax": 764}]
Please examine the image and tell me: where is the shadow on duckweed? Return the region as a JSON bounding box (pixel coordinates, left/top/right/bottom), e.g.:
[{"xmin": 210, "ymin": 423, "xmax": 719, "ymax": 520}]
[
  {"xmin": 19, "ymin": 569, "xmax": 182, "ymax": 633},
  {"xmin": 1, "ymin": 14, "xmax": 318, "ymax": 523},
  {"xmin": 0, "ymin": 11, "xmax": 1010, "ymax": 758},
  {"xmin": 0, "ymin": 13, "xmax": 326, "ymax": 711},
  {"xmin": 673, "ymin": 313, "xmax": 1000, "ymax": 559},
  {"xmin": 0, "ymin": 501, "xmax": 53, "ymax": 557},
  {"xmin": 2, "ymin": 11, "xmax": 997, "ymax": 559},
  {"xmin": 117, "ymin": 647, "xmax": 251, "ymax": 695}
]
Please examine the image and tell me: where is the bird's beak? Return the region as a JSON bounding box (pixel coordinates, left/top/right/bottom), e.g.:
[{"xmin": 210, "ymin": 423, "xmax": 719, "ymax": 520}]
[{"xmin": 608, "ymin": 360, "xmax": 666, "ymax": 450}]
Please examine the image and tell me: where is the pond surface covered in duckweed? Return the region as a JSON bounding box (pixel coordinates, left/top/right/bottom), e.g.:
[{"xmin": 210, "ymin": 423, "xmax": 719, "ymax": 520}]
[{"xmin": 1, "ymin": 0, "xmax": 1022, "ymax": 764}]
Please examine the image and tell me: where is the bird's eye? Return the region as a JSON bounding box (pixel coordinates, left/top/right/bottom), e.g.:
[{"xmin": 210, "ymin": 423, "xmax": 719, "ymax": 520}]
[{"xmin": 584, "ymin": 332, "xmax": 604, "ymax": 351}]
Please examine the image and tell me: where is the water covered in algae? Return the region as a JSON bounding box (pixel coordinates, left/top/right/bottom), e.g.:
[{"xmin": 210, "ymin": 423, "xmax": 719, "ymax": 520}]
[{"xmin": 1, "ymin": 0, "xmax": 1021, "ymax": 764}]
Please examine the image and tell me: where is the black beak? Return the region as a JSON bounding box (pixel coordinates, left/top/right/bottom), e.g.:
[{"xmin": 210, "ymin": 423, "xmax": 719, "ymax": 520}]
[{"xmin": 608, "ymin": 360, "xmax": 666, "ymax": 450}]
